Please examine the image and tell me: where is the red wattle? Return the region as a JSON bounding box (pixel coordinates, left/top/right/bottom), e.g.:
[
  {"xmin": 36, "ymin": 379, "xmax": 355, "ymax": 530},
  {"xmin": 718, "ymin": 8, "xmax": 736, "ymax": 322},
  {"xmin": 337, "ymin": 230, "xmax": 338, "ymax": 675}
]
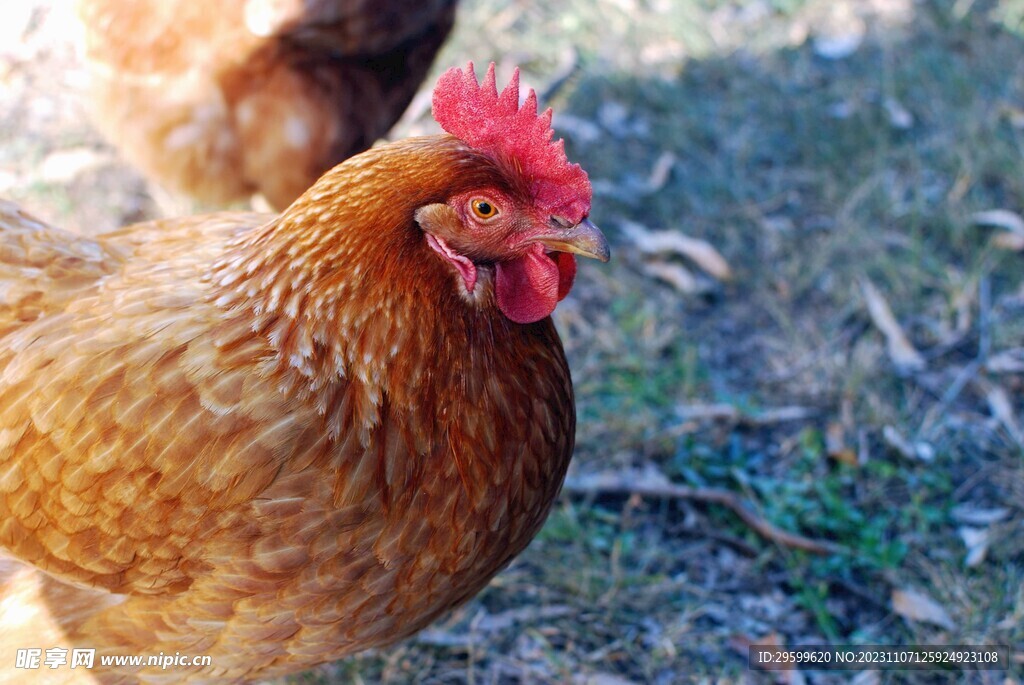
[
  {"xmin": 556, "ymin": 252, "xmax": 577, "ymax": 301},
  {"xmin": 495, "ymin": 245, "xmax": 577, "ymax": 324}
]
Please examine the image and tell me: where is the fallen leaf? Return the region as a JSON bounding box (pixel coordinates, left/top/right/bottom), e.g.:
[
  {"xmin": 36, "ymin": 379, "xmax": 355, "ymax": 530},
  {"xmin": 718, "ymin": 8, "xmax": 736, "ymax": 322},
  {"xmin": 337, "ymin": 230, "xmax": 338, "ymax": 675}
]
[
  {"xmin": 642, "ymin": 261, "xmax": 701, "ymax": 294},
  {"xmin": 982, "ymin": 381, "xmax": 1024, "ymax": 446},
  {"xmin": 892, "ymin": 588, "xmax": 956, "ymax": 630},
  {"xmin": 622, "ymin": 221, "xmax": 732, "ymax": 281},
  {"xmin": 860, "ymin": 278, "xmax": 926, "ymax": 372},
  {"xmin": 986, "ymin": 348, "xmax": 1024, "ymax": 374},
  {"xmin": 813, "ymin": 33, "xmax": 863, "ymax": 59},
  {"xmin": 883, "ymin": 97, "xmax": 914, "ymax": 130},
  {"xmin": 958, "ymin": 526, "xmax": 990, "ymax": 568},
  {"xmin": 951, "ymin": 505, "xmax": 1011, "ymax": 525},
  {"xmin": 973, "ymin": 209, "xmax": 1024, "ymax": 250},
  {"xmin": 645, "ymin": 151, "xmax": 677, "ymax": 193},
  {"xmin": 882, "ymin": 425, "xmax": 934, "ymax": 462},
  {"xmin": 971, "ymin": 209, "xmax": 1024, "ymax": 237}
]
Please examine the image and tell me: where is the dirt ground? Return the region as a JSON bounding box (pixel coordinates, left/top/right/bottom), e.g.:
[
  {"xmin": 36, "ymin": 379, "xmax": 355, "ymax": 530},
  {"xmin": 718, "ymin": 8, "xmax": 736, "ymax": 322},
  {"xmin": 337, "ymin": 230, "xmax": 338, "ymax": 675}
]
[{"xmin": 1, "ymin": 1, "xmax": 1023, "ymax": 684}]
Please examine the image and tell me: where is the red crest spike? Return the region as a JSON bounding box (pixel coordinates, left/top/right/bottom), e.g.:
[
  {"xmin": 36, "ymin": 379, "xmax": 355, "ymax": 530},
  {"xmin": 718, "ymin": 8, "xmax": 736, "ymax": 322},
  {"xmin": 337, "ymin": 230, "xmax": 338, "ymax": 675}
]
[{"xmin": 432, "ymin": 62, "xmax": 592, "ymax": 223}]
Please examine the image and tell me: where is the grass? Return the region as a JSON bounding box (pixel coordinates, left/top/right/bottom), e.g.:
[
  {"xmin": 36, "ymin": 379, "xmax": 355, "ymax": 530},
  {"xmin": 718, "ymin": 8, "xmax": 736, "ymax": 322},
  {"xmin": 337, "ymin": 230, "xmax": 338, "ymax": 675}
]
[{"xmin": 3, "ymin": 0, "xmax": 1023, "ymax": 683}]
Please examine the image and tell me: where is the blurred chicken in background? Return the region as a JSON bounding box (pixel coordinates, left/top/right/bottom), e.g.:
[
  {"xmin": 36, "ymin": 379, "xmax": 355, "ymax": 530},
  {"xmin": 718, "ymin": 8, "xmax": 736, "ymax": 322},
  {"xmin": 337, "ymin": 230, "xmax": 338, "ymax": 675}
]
[{"xmin": 77, "ymin": 0, "xmax": 458, "ymax": 210}]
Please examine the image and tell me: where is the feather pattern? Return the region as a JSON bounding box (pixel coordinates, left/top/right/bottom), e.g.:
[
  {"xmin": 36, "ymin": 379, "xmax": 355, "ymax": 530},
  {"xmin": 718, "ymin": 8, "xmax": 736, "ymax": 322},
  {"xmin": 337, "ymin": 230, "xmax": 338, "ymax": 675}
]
[{"xmin": 0, "ymin": 133, "xmax": 577, "ymax": 682}]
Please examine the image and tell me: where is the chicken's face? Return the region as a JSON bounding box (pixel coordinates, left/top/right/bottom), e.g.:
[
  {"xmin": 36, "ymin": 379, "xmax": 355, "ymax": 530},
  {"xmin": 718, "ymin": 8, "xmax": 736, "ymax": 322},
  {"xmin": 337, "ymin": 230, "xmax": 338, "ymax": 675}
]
[
  {"xmin": 420, "ymin": 61, "xmax": 612, "ymax": 324},
  {"xmin": 415, "ymin": 185, "xmax": 608, "ymax": 324}
]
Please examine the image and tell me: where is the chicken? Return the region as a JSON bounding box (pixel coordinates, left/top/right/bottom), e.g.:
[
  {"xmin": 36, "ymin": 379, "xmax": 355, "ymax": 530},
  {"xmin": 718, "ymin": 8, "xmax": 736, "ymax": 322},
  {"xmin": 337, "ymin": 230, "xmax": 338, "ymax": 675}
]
[
  {"xmin": 77, "ymin": 0, "xmax": 458, "ymax": 209},
  {"xmin": 0, "ymin": 62, "xmax": 608, "ymax": 683}
]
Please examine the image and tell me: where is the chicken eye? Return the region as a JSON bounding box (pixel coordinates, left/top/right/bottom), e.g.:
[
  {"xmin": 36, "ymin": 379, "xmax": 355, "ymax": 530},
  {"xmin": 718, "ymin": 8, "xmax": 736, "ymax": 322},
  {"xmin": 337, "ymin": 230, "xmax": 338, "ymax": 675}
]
[{"xmin": 471, "ymin": 199, "xmax": 498, "ymax": 220}]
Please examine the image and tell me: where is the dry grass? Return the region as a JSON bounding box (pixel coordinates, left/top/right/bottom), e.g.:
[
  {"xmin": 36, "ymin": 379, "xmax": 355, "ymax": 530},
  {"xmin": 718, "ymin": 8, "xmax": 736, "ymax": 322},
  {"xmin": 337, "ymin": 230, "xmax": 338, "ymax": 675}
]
[{"xmin": 1, "ymin": 0, "xmax": 1022, "ymax": 683}]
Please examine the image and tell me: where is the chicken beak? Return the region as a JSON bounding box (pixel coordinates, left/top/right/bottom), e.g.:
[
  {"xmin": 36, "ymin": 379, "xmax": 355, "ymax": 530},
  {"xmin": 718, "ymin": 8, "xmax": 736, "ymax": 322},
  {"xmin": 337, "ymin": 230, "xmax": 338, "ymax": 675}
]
[{"xmin": 536, "ymin": 218, "xmax": 611, "ymax": 262}]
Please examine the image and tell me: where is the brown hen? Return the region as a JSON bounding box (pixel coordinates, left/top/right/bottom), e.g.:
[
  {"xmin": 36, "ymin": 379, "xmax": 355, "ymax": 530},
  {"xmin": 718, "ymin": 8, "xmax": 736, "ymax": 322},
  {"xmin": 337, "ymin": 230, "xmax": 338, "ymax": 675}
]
[
  {"xmin": 77, "ymin": 0, "xmax": 457, "ymax": 209},
  {"xmin": 0, "ymin": 63, "xmax": 608, "ymax": 683}
]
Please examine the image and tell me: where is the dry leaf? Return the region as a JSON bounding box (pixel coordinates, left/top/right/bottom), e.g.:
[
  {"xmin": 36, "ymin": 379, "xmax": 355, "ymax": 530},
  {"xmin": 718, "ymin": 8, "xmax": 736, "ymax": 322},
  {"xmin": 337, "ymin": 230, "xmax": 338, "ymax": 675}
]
[
  {"xmin": 645, "ymin": 151, "xmax": 677, "ymax": 193},
  {"xmin": 974, "ymin": 208, "xmax": 1024, "ymax": 250},
  {"xmin": 971, "ymin": 209, "xmax": 1024, "ymax": 236},
  {"xmin": 951, "ymin": 505, "xmax": 1010, "ymax": 525},
  {"xmin": 642, "ymin": 261, "xmax": 701, "ymax": 293},
  {"xmin": 983, "ymin": 382, "xmax": 1024, "ymax": 445},
  {"xmin": 958, "ymin": 526, "xmax": 990, "ymax": 568},
  {"xmin": 622, "ymin": 221, "xmax": 732, "ymax": 281},
  {"xmin": 987, "ymin": 348, "xmax": 1024, "ymax": 374},
  {"xmin": 882, "ymin": 425, "xmax": 934, "ymax": 462},
  {"xmin": 813, "ymin": 33, "xmax": 863, "ymax": 59},
  {"xmin": 891, "ymin": 588, "xmax": 956, "ymax": 630},
  {"xmin": 883, "ymin": 97, "xmax": 914, "ymax": 130},
  {"xmin": 860, "ymin": 278, "xmax": 926, "ymax": 372}
]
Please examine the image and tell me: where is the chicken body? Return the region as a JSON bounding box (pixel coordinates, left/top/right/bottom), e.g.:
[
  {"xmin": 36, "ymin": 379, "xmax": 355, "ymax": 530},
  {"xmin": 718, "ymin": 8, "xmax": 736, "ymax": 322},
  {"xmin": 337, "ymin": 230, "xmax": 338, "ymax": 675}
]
[
  {"xmin": 0, "ymin": 132, "xmax": 597, "ymax": 681},
  {"xmin": 78, "ymin": 0, "xmax": 457, "ymax": 208}
]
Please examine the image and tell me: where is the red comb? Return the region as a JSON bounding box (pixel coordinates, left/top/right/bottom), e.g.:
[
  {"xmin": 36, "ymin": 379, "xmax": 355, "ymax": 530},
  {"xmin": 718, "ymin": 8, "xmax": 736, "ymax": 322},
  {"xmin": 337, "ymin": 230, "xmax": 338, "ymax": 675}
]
[{"xmin": 432, "ymin": 62, "xmax": 592, "ymax": 223}]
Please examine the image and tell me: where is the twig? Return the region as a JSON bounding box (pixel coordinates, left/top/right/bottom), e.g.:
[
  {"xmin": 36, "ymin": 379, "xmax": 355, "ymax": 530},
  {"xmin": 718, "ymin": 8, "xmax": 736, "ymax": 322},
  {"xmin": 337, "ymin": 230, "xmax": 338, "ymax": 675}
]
[{"xmin": 562, "ymin": 472, "xmax": 844, "ymax": 555}]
